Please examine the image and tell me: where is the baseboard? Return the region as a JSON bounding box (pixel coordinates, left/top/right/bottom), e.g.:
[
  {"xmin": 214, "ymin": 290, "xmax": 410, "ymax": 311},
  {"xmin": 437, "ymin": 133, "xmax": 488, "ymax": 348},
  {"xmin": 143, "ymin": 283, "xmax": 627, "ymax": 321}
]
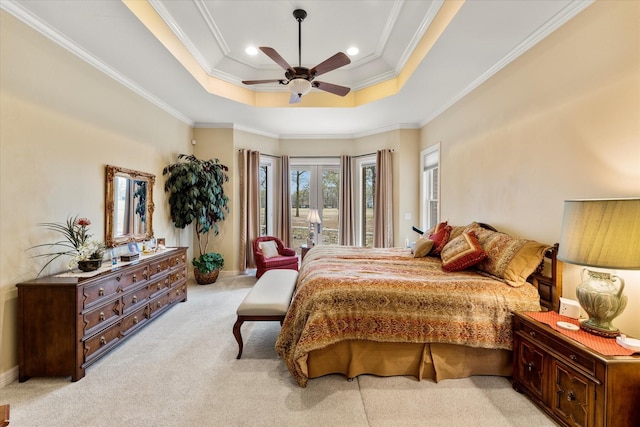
[{"xmin": 0, "ymin": 366, "xmax": 18, "ymax": 388}]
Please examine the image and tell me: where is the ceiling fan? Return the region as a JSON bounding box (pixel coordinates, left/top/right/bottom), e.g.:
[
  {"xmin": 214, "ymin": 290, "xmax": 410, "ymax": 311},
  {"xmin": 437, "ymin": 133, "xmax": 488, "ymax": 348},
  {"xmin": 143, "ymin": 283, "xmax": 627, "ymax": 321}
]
[{"xmin": 242, "ymin": 9, "xmax": 351, "ymax": 104}]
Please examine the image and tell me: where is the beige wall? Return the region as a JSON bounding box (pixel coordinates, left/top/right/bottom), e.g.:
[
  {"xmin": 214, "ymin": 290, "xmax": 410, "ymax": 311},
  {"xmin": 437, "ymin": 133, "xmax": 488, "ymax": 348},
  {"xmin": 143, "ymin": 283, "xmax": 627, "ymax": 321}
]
[
  {"xmin": 419, "ymin": 1, "xmax": 640, "ymax": 336},
  {"xmin": 0, "ymin": 11, "xmax": 193, "ymax": 383}
]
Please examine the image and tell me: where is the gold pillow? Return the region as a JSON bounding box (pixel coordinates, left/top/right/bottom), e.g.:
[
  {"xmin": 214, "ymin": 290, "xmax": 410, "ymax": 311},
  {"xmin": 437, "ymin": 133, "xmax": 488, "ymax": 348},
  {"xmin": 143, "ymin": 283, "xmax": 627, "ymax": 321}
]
[
  {"xmin": 468, "ymin": 226, "xmax": 550, "ymax": 287},
  {"xmin": 413, "ymin": 238, "xmax": 435, "ymax": 258}
]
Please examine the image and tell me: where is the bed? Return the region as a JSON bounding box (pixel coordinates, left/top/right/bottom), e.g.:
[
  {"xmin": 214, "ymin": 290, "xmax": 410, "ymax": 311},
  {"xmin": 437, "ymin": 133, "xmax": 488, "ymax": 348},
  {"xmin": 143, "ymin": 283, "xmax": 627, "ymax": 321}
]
[{"xmin": 275, "ymin": 222, "xmax": 561, "ymax": 387}]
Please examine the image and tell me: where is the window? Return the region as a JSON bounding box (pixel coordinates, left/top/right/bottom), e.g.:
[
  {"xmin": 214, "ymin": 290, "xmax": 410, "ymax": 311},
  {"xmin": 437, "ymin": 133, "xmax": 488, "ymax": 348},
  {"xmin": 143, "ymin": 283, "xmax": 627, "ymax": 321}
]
[
  {"xmin": 356, "ymin": 155, "xmax": 376, "ymax": 247},
  {"xmin": 259, "ymin": 157, "xmax": 274, "ymax": 236},
  {"xmin": 420, "ymin": 144, "xmax": 440, "ymax": 230}
]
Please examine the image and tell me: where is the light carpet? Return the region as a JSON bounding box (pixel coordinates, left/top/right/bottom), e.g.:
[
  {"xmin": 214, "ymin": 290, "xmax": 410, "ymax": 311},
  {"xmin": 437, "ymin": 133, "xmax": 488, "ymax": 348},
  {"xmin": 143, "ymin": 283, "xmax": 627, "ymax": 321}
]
[{"xmin": 1, "ymin": 273, "xmax": 556, "ymax": 427}]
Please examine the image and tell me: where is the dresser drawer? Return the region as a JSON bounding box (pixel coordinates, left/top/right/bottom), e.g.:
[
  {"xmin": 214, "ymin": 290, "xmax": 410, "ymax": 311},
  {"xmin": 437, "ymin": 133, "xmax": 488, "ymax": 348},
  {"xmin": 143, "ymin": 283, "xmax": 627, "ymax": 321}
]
[
  {"xmin": 83, "ymin": 278, "xmax": 122, "ymax": 308},
  {"xmin": 169, "ymin": 267, "xmax": 187, "ymax": 284},
  {"xmin": 148, "ymin": 293, "xmax": 171, "ymax": 318},
  {"xmin": 148, "ymin": 276, "xmax": 171, "ymax": 299},
  {"xmin": 83, "ymin": 299, "xmax": 121, "ymax": 336},
  {"xmin": 112, "ymin": 265, "xmax": 149, "ymax": 291},
  {"xmin": 516, "ymin": 318, "xmax": 597, "ymax": 377},
  {"xmin": 168, "ymin": 282, "xmax": 187, "ymax": 304},
  {"xmin": 122, "ymin": 287, "xmax": 149, "ymax": 315},
  {"xmin": 169, "ymin": 251, "xmax": 186, "ymax": 268},
  {"xmin": 84, "ymin": 323, "xmax": 122, "ymax": 362},
  {"xmin": 120, "ymin": 306, "xmax": 147, "ymax": 336},
  {"xmin": 148, "ymin": 257, "xmax": 170, "ymax": 279}
]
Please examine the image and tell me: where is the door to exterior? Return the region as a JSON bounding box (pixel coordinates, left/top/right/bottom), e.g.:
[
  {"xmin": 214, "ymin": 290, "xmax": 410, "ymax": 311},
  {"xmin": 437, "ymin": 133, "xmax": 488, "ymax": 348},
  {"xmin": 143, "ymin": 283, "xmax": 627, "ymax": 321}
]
[{"xmin": 290, "ymin": 162, "xmax": 340, "ymax": 251}]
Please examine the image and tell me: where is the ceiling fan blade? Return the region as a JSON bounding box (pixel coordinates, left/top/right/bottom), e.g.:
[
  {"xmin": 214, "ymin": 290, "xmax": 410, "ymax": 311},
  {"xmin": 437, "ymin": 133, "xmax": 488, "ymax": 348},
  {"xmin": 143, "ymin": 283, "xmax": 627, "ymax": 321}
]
[
  {"xmin": 289, "ymin": 92, "xmax": 302, "ymax": 104},
  {"xmin": 313, "ymin": 81, "xmax": 351, "ymax": 97},
  {"xmin": 259, "ymin": 47, "xmax": 294, "ymax": 72},
  {"xmin": 310, "ymin": 52, "xmax": 351, "ymax": 78},
  {"xmin": 242, "ymin": 79, "xmax": 285, "ymax": 85}
]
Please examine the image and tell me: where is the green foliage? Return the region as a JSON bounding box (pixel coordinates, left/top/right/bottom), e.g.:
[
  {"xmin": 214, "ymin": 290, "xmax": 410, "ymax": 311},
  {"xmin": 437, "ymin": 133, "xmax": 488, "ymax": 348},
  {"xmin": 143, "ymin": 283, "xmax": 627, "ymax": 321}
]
[
  {"xmin": 192, "ymin": 252, "xmax": 224, "ymax": 274},
  {"xmin": 163, "ymin": 154, "xmax": 230, "ymax": 267}
]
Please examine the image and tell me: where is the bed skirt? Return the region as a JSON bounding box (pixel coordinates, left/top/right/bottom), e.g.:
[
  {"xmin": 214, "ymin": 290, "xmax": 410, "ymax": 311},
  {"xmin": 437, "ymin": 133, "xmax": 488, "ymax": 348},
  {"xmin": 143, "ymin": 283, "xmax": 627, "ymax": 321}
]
[{"xmin": 305, "ymin": 340, "xmax": 513, "ymax": 382}]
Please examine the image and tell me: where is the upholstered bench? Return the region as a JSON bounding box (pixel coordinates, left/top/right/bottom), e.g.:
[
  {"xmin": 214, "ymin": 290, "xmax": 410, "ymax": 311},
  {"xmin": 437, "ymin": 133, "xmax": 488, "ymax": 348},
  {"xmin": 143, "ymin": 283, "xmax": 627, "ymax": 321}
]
[{"xmin": 233, "ymin": 269, "xmax": 299, "ymax": 359}]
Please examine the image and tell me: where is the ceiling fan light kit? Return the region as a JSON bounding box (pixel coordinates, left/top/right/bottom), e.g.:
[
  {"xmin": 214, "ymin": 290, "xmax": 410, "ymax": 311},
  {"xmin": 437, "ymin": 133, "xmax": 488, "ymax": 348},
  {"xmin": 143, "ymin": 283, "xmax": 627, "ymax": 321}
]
[
  {"xmin": 289, "ymin": 79, "xmax": 311, "ymax": 96},
  {"xmin": 242, "ymin": 9, "xmax": 351, "ymax": 104}
]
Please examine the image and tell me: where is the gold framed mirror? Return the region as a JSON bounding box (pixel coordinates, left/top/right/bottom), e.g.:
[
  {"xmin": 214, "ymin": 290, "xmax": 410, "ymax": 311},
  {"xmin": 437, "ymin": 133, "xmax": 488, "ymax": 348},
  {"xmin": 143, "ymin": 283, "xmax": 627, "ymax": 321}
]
[{"xmin": 105, "ymin": 165, "xmax": 155, "ymax": 248}]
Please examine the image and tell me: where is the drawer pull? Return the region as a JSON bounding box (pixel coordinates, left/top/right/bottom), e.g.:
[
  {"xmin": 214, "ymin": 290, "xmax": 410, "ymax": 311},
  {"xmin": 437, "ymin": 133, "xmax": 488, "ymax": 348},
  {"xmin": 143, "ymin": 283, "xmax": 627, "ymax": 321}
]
[
  {"xmin": 116, "ymin": 275, "xmax": 121, "ymax": 282},
  {"xmin": 569, "ymin": 354, "xmax": 577, "ymax": 361},
  {"xmin": 98, "ymin": 287, "xmax": 105, "ymax": 296},
  {"xmin": 132, "ymin": 295, "xmax": 138, "ymax": 303},
  {"xmin": 157, "ymin": 301, "xmax": 162, "ymax": 308},
  {"xmin": 567, "ymin": 391, "xmax": 576, "ymax": 401},
  {"xmin": 157, "ymin": 265, "xmax": 161, "ymax": 273},
  {"xmin": 176, "ymin": 289, "xmax": 181, "ymax": 296},
  {"xmin": 100, "ymin": 336, "xmax": 107, "ymax": 345},
  {"xmin": 529, "ymin": 331, "xmax": 536, "ymax": 338},
  {"xmin": 99, "ymin": 312, "xmax": 105, "ymax": 321},
  {"xmin": 157, "ymin": 283, "xmax": 162, "ymax": 291},
  {"xmin": 527, "ymin": 362, "xmax": 535, "ymax": 372},
  {"xmin": 132, "ymin": 274, "xmax": 137, "ymax": 283},
  {"xmin": 133, "ymin": 316, "xmax": 139, "ymax": 324}
]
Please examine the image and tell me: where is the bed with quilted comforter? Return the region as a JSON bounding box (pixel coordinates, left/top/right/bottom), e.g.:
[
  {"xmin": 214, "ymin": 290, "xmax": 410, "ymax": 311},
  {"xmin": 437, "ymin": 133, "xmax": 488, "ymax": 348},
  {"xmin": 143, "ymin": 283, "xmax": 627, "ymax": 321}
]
[{"xmin": 276, "ymin": 223, "xmax": 560, "ymax": 387}]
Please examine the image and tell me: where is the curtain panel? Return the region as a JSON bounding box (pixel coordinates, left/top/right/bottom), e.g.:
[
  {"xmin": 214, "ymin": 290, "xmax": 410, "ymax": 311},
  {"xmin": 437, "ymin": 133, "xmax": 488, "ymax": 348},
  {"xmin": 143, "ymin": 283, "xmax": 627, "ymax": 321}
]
[
  {"xmin": 373, "ymin": 149, "xmax": 394, "ymax": 248},
  {"xmin": 238, "ymin": 149, "xmax": 261, "ymax": 271},
  {"xmin": 277, "ymin": 155, "xmax": 292, "ymax": 247},
  {"xmin": 338, "ymin": 155, "xmax": 355, "ymax": 246}
]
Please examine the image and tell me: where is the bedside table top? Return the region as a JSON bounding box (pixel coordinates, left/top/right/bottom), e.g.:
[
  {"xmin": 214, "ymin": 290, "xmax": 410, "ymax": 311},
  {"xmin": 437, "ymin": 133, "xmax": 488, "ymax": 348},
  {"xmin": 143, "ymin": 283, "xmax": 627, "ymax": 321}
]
[{"xmin": 515, "ymin": 311, "xmax": 637, "ymax": 358}]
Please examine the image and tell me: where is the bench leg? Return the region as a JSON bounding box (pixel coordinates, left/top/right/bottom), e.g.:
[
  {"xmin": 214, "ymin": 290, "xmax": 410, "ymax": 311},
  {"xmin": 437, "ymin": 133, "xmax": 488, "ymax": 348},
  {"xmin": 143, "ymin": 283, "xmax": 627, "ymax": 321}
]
[{"xmin": 233, "ymin": 317, "xmax": 244, "ymax": 359}]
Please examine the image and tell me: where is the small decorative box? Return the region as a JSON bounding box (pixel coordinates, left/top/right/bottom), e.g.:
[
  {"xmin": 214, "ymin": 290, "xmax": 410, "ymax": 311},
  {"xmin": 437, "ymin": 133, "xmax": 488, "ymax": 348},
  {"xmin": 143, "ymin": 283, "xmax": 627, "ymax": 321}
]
[{"xmin": 120, "ymin": 253, "xmax": 140, "ymax": 262}]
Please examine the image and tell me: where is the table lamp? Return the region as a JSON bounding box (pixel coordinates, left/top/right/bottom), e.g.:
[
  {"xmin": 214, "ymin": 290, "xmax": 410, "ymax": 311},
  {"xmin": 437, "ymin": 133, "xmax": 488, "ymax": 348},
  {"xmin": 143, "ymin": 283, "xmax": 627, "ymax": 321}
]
[
  {"xmin": 305, "ymin": 208, "xmax": 321, "ymax": 247},
  {"xmin": 558, "ymin": 198, "xmax": 640, "ymax": 337}
]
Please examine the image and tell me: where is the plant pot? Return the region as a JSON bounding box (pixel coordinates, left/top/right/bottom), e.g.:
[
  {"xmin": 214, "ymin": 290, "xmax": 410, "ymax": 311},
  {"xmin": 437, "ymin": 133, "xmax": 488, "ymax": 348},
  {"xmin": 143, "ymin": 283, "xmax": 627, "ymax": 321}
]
[
  {"xmin": 78, "ymin": 259, "xmax": 103, "ymax": 272},
  {"xmin": 194, "ymin": 268, "xmax": 219, "ymax": 285}
]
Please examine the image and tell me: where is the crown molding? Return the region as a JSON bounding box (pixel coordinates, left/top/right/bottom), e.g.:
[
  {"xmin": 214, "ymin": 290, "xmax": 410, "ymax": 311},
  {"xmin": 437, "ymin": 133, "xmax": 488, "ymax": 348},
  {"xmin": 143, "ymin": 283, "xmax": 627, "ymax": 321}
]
[
  {"xmin": 419, "ymin": 0, "xmax": 595, "ymax": 127},
  {"xmin": 1, "ymin": 0, "xmax": 194, "ymax": 126}
]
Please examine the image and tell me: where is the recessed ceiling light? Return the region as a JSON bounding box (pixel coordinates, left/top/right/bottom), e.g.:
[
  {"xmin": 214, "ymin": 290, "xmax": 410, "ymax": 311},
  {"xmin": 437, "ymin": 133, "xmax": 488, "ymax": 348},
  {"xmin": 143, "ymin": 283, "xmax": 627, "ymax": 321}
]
[
  {"xmin": 347, "ymin": 47, "xmax": 359, "ymax": 56},
  {"xmin": 245, "ymin": 46, "xmax": 258, "ymax": 56}
]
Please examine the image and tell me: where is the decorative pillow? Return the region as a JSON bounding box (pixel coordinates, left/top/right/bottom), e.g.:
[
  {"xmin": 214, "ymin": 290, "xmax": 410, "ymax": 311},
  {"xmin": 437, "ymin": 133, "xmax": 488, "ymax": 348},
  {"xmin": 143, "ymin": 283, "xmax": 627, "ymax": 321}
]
[
  {"xmin": 412, "ymin": 238, "xmax": 435, "ymax": 258},
  {"xmin": 469, "ymin": 226, "xmax": 550, "ymax": 287},
  {"xmin": 448, "ymin": 225, "xmax": 467, "ymax": 241},
  {"xmin": 259, "ymin": 240, "xmax": 279, "ymax": 259},
  {"xmin": 428, "ymin": 224, "xmax": 452, "ymax": 256},
  {"xmin": 441, "ymin": 231, "xmax": 487, "ymax": 272}
]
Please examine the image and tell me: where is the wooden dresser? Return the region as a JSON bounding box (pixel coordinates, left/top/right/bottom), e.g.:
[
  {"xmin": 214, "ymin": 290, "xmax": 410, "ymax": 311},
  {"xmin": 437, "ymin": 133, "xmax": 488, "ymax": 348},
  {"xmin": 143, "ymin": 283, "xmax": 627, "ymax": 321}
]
[
  {"xmin": 17, "ymin": 247, "xmax": 188, "ymax": 382},
  {"xmin": 512, "ymin": 311, "xmax": 640, "ymax": 427}
]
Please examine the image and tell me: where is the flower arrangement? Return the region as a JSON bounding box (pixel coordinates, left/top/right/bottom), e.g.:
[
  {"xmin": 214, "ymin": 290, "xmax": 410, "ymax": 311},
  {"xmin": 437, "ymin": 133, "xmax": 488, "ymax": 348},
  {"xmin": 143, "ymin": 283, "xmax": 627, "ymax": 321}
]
[{"xmin": 30, "ymin": 215, "xmax": 105, "ymax": 276}]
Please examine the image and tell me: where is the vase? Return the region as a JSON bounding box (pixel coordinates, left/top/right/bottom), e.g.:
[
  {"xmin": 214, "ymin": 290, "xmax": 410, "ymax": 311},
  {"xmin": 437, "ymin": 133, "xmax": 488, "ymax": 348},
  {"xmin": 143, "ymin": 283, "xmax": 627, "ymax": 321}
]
[
  {"xmin": 194, "ymin": 268, "xmax": 219, "ymax": 285},
  {"xmin": 78, "ymin": 259, "xmax": 103, "ymax": 272}
]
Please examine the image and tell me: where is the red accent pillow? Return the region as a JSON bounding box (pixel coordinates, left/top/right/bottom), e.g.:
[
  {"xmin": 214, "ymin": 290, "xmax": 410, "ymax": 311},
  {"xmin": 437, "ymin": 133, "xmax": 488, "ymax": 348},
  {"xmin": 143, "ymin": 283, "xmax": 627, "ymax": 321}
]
[
  {"xmin": 441, "ymin": 231, "xmax": 487, "ymax": 272},
  {"xmin": 428, "ymin": 224, "xmax": 452, "ymax": 256}
]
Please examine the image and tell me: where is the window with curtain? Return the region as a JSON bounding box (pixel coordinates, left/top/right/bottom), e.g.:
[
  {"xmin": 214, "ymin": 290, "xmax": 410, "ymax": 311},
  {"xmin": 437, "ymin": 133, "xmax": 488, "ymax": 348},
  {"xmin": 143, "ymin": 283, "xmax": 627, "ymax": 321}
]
[
  {"xmin": 259, "ymin": 156, "xmax": 274, "ymax": 236},
  {"xmin": 421, "ymin": 144, "xmax": 440, "ymax": 230}
]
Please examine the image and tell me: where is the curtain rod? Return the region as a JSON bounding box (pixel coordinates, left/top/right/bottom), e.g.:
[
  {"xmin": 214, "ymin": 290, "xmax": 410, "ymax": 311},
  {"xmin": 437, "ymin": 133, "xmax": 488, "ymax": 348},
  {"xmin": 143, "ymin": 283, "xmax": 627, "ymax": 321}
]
[{"xmin": 238, "ymin": 149, "xmax": 393, "ymax": 159}]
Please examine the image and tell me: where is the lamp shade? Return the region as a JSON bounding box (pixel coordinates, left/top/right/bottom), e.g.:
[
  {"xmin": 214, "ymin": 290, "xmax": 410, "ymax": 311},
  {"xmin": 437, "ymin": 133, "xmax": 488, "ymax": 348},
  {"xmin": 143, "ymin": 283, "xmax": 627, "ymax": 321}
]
[
  {"xmin": 558, "ymin": 198, "xmax": 640, "ymax": 269},
  {"xmin": 289, "ymin": 78, "xmax": 311, "ymax": 96},
  {"xmin": 305, "ymin": 208, "xmax": 321, "ymax": 224}
]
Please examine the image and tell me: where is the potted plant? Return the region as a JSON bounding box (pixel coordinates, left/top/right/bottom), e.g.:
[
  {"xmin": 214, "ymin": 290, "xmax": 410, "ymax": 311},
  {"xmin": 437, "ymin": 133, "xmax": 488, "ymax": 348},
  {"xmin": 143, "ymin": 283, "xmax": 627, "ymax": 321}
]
[
  {"xmin": 163, "ymin": 154, "xmax": 229, "ymax": 285},
  {"xmin": 29, "ymin": 215, "xmax": 106, "ymax": 277}
]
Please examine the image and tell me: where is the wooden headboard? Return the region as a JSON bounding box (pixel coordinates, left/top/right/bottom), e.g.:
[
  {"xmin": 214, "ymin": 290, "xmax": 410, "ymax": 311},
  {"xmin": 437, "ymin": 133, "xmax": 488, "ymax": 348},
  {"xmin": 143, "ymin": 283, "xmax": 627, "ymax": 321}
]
[{"xmin": 528, "ymin": 243, "xmax": 562, "ymax": 312}]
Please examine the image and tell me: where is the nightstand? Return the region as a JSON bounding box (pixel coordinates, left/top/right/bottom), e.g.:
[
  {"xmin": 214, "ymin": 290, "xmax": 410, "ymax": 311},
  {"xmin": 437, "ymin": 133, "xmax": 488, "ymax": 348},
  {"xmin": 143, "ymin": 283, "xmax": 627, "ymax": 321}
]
[
  {"xmin": 512, "ymin": 311, "xmax": 640, "ymax": 427},
  {"xmin": 300, "ymin": 244, "xmax": 310, "ymax": 261}
]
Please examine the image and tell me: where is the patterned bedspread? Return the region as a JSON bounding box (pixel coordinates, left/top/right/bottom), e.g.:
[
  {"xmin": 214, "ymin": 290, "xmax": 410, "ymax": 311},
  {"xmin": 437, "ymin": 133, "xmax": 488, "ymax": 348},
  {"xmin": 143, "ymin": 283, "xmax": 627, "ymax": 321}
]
[{"xmin": 275, "ymin": 245, "xmax": 542, "ymax": 386}]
